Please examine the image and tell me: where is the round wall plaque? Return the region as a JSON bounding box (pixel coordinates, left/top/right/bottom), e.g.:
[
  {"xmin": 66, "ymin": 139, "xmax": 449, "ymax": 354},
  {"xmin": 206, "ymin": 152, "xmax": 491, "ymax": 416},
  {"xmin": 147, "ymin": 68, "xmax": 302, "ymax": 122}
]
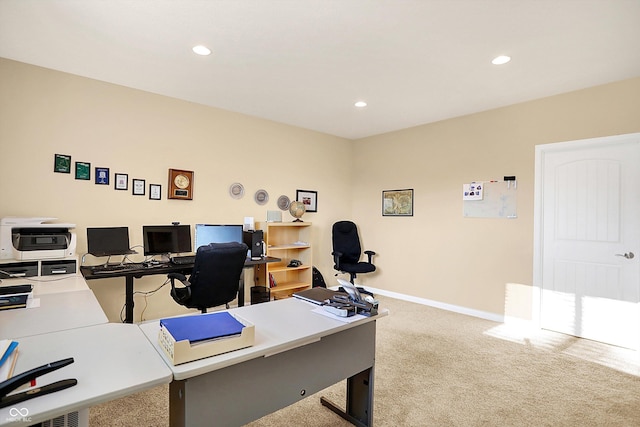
[
  {"xmin": 254, "ymin": 189, "xmax": 269, "ymax": 205},
  {"xmin": 277, "ymin": 195, "xmax": 291, "ymax": 210},
  {"xmin": 229, "ymin": 183, "xmax": 245, "ymax": 199}
]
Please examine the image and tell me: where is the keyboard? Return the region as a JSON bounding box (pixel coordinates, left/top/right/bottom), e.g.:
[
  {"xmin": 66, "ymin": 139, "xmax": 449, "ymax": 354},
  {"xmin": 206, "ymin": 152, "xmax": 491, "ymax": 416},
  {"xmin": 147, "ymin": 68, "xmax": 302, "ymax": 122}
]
[
  {"xmin": 171, "ymin": 255, "xmax": 195, "ymax": 265},
  {"xmin": 91, "ymin": 263, "xmax": 144, "ymax": 274}
]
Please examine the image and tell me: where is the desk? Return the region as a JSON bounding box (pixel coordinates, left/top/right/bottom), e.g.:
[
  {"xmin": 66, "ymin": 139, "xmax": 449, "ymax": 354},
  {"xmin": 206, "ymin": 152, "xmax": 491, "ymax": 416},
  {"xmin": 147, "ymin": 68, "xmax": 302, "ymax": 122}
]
[
  {"xmin": 0, "ymin": 275, "xmax": 108, "ymax": 338},
  {"xmin": 0, "ymin": 323, "xmax": 173, "ymax": 427},
  {"xmin": 140, "ymin": 298, "xmax": 387, "ymax": 427},
  {"xmin": 81, "ymin": 256, "xmax": 280, "ymax": 324}
]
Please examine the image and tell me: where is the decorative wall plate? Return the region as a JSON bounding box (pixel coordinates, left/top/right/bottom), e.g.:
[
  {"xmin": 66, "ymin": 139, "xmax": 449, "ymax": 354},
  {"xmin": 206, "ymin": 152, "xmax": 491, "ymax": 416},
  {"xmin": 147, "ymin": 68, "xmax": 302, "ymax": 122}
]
[
  {"xmin": 229, "ymin": 182, "xmax": 245, "ymax": 199},
  {"xmin": 277, "ymin": 195, "xmax": 291, "ymax": 211},
  {"xmin": 254, "ymin": 189, "xmax": 269, "ymax": 205}
]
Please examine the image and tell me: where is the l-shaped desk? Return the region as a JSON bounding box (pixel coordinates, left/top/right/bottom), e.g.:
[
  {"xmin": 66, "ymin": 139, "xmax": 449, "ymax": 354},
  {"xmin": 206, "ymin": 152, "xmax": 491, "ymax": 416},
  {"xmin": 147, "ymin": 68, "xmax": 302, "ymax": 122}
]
[
  {"xmin": 80, "ymin": 256, "xmax": 280, "ymax": 323},
  {"xmin": 0, "ymin": 274, "xmax": 387, "ymax": 427}
]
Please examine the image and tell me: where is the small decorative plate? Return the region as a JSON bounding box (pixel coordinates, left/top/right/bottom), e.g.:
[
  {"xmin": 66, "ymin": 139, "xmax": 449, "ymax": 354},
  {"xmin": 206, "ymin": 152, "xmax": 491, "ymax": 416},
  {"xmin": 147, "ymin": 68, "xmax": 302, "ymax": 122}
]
[
  {"xmin": 229, "ymin": 183, "xmax": 244, "ymax": 199},
  {"xmin": 254, "ymin": 189, "xmax": 269, "ymax": 205},
  {"xmin": 277, "ymin": 195, "xmax": 291, "ymax": 211}
]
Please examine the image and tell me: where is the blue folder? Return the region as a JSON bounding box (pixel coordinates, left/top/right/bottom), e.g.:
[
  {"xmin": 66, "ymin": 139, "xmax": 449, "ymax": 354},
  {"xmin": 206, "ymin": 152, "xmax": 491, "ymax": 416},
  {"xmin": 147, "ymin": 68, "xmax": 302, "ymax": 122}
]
[{"xmin": 160, "ymin": 312, "xmax": 245, "ymax": 343}]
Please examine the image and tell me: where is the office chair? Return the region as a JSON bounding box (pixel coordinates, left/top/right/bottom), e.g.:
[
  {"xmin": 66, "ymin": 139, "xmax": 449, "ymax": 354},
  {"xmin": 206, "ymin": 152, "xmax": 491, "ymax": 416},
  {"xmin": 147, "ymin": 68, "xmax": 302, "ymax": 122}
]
[
  {"xmin": 331, "ymin": 220, "xmax": 376, "ymax": 284},
  {"xmin": 168, "ymin": 242, "xmax": 248, "ymax": 313}
]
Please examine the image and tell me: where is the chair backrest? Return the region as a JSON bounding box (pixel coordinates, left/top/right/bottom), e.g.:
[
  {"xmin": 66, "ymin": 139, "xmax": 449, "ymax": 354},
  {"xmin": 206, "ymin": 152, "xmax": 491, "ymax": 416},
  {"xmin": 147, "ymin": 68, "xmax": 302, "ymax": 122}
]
[
  {"xmin": 332, "ymin": 221, "xmax": 362, "ymax": 264},
  {"xmin": 188, "ymin": 241, "xmax": 248, "ymax": 310}
]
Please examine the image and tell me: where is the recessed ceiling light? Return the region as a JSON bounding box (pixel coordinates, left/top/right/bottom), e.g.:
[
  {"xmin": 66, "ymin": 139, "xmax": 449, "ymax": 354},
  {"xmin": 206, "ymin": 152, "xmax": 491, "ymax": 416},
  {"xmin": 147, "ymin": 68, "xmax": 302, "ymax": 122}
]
[
  {"xmin": 192, "ymin": 45, "xmax": 212, "ymax": 56},
  {"xmin": 492, "ymin": 55, "xmax": 511, "ymax": 65},
  {"xmin": 354, "ymin": 101, "xmax": 367, "ymax": 108}
]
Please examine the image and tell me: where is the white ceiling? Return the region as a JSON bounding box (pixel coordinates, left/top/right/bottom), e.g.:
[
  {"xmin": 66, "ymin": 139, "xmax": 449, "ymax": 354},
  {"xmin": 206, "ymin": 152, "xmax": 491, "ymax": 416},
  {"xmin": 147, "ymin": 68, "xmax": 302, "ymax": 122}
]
[{"xmin": 1, "ymin": 0, "xmax": 639, "ymax": 139}]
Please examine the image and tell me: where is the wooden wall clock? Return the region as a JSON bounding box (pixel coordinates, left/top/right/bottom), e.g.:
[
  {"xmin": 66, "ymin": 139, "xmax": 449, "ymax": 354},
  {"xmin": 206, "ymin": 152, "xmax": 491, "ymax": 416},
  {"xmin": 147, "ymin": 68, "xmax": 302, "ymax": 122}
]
[{"xmin": 168, "ymin": 169, "xmax": 194, "ymax": 200}]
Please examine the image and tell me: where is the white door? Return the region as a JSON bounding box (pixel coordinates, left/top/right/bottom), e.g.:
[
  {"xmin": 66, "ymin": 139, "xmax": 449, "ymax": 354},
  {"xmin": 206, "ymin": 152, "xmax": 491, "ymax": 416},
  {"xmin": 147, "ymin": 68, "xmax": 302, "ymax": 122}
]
[{"xmin": 536, "ymin": 133, "xmax": 640, "ymax": 349}]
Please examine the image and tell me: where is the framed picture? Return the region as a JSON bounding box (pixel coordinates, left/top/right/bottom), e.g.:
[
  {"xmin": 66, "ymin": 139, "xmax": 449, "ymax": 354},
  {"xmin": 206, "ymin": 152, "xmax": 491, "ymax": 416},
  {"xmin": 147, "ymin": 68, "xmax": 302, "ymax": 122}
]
[
  {"xmin": 168, "ymin": 169, "xmax": 194, "ymax": 200},
  {"xmin": 54, "ymin": 154, "xmax": 71, "ymax": 173},
  {"xmin": 75, "ymin": 161, "xmax": 91, "ymax": 180},
  {"xmin": 149, "ymin": 184, "xmax": 162, "ymax": 200},
  {"xmin": 382, "ymin": 189, "xmax": 414, "ymax": 216},
  {"xmin": 95, "ymin": 167, "xmax": 109, "ymax": 185},
  {"xmin": 296, "ymin": 189, "xmax": 317, "ymax": 213},
  {"xmin": 132, "ymin": 179, "xmax": 145, "ymax": 196},
  {"xmin": 114, "ymin": 173, "xmax": 128, "ymax": 190}
]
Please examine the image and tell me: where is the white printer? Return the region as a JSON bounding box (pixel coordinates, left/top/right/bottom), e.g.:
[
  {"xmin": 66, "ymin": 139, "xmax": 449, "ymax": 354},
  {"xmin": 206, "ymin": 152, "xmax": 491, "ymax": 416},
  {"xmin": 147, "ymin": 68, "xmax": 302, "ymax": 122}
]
[{"xmin": 0, "ymin": 217, "xmax": 77, "ymax": 261}]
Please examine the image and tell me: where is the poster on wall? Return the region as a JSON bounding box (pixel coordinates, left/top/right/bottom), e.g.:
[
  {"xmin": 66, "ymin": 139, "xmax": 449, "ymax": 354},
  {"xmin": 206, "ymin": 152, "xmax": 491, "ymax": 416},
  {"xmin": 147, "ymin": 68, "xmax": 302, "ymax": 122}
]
[{"xmin": 462, "ymin": 182, "xmax": 483, "ymax": 200}]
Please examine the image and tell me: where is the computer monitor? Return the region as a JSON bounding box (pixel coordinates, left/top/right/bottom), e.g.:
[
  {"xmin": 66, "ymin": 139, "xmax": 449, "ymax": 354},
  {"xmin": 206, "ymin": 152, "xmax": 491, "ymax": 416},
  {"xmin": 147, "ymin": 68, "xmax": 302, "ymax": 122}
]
[
  {"xmin": 194, "ymin": 224, "xmax": 243, "ymax": 249},
  {"xmin": 87, "ymin": 227, "xmax": 135, "ymax": 256},
  {"xmin": 142, "ymin": 225, "xmax": 192, "ymax": 256}
]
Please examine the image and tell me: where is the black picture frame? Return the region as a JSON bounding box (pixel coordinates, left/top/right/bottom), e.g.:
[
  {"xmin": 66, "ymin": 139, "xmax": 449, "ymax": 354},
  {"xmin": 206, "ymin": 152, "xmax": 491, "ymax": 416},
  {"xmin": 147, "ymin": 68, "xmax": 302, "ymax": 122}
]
[
  {"xmin": 296, "ymin": 189, "xmax": 317, "ymax": 213},
  {"xmin": 75, "ymin": 161, "xmax": 91, "ymax": 180},
  {"xmin": 382, "ymin": 189, "xmax": 414, "ymax": 216},
  {"xmin": 132, "ymin": 179, "xmax": 146, "ymax": 196},
  {"xmin": 149, "ymin": 184, "xmax": 162, "ymax": 200},
  {"xmin": 54, "ymin": 154, "xmax": 71, "ymax": 173},
  {"xmin": 114, "ymin": 173, "xmax": 128, "ymax": 190},
  {"xmin": 95, "ymin": 167, "xmax": 110, "ymax": 185}
]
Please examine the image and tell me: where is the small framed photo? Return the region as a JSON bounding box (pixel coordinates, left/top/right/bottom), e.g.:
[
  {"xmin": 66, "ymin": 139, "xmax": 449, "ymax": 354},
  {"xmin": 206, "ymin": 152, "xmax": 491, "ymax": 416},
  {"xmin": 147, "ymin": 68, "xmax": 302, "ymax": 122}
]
[
  {"xmin": 54, "ymin": 154, "xmax": 71, "ymax": 173},
  {"xmin": 132, "ymin": 179, "xmax": 146, "ymax": 196},
  {"xmin": 95, "ymin": 167, "xmax": 110, "ymax": 185},
  {"xmin": 75, "ymin": 161, "xmax": 91, "ymax": 180},
  {"xmin": 296, "ymin": 189, "xmax": 317, "ymax": 213},
  {"xmin": 114, "ymin": 173, "xmax": 128, "ymax": 190},
  {"xmin": 382, "ymin": 189, "xmax": 414, "ymax": 216},
  {"xmin": 149, "ymin": 184, "xmax": 162, "ymax": 200}
]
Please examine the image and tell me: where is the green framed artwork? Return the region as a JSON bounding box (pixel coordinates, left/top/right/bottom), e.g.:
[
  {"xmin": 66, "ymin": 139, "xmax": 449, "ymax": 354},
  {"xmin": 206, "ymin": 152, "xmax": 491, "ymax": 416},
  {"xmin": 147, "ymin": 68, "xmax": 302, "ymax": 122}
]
[
  {"xmin": 54, "ymin": 154, "xmax": 71, "ymax": 173},
  {"xmin": 75, "ymin": 161, "xmax": 91, "ymax": 180}
]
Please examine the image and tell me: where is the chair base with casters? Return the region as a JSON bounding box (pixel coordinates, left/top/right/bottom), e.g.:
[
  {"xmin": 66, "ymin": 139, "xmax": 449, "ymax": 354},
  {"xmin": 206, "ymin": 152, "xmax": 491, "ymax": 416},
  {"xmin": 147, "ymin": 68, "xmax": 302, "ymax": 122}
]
[{"xmin": 168, "ymin": 242, "xmax": 248, "ymax": 313}]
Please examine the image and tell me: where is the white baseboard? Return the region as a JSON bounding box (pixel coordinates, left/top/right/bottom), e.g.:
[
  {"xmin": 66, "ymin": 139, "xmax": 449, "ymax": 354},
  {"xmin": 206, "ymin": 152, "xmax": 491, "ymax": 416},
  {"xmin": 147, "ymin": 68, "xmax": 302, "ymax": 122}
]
[{"xmin": 365, "ymin": 286, "xmax": 505, "ymax": 323}]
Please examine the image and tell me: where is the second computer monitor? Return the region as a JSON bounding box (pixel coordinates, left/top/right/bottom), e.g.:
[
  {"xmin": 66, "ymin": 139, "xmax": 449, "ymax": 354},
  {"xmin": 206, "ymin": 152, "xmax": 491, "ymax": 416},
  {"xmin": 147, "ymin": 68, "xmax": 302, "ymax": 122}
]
[
  {"xmin": 87, "ymin": 226, "xmax": 135, "ymax": 256},
  {"xmin": 194, "ymin": 224, "xmax": 243, "ymax": 249},
  {"xmin": 143, "ymin": 225, "xmax": 192, "ymax": 256}
]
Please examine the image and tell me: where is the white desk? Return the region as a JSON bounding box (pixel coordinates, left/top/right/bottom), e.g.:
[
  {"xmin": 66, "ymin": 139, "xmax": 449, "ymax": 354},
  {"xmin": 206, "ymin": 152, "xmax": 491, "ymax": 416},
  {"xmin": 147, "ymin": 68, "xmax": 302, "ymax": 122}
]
[
  {"xmin": 0, "ymin": 323, "xmax": 173, "ymax": 426},
  {"xmin": 140, "ymin": 298, "xmax": 387, "ymax": 427},
  {"xmin": 0, "ymin": 288, "xmax": 107, "ymax": 338},
  {"xmin": 0, "ymin": 273, "xmax": 89, "ymax": 295},
  {"xmin": 0, "ymin": 274, "xmax": 106, "ymax": 339}
]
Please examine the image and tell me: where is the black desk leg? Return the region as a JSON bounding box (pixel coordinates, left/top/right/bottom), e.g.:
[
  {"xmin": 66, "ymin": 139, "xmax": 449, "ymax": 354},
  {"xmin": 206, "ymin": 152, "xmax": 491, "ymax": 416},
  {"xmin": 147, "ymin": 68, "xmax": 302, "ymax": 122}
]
[
  {"xmin": 125, "ymin": 276, "xmax": 134, "ymax": 324},
  {"xmin": 320, "ymin": 367, "xmax": 374, "ymax": 427},
  {"xmin": 237, "ymin": 270, "xmax": 245, "ymax": 307}
]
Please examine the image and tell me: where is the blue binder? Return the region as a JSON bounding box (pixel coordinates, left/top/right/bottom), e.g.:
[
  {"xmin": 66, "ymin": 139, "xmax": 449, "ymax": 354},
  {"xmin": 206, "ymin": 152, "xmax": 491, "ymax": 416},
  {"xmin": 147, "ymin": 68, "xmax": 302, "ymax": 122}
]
[{"xmin": 160, "ymin": 312, "xmax": 245, "ymax": 343}]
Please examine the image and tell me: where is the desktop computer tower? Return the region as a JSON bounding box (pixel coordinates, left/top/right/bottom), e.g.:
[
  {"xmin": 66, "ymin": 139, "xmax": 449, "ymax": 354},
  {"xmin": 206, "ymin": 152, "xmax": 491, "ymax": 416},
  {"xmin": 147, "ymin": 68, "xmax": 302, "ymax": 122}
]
[{"xmin": 243, "ymin": 230, "xmax": 264, "ymax": 258}]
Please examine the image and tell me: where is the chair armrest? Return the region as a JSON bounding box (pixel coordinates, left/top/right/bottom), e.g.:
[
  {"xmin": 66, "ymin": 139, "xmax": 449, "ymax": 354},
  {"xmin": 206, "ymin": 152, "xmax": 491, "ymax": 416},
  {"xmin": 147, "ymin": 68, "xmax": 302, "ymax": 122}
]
[
  {"xmin": 364, "ymin": 250, "xmax": 376, "ymax": 263},
  {"xmin": 168, "ymin": 272, "xmax": 191, "ymax": 303},
  {"xmin": 168, "ymin": 272, "xmax": 187, "ymax": 282},
  {"xmin": 332, "ymin": 251, "xmax": 343, "ymax": 269}
]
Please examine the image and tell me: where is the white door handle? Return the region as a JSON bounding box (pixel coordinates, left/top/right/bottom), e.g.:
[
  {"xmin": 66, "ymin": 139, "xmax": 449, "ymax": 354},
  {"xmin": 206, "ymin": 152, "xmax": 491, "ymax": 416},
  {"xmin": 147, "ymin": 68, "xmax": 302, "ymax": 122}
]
[{"xmin": 615, "ymin": 252, "xmax": 635, "ymax": 259}]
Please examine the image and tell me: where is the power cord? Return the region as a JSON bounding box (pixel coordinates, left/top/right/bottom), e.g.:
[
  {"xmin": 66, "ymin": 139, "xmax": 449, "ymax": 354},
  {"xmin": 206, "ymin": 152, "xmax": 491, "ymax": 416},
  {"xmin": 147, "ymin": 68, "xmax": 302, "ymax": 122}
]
[{"xmin": 118, "ymin": 278, "xmax": 171, "ymax": 323}]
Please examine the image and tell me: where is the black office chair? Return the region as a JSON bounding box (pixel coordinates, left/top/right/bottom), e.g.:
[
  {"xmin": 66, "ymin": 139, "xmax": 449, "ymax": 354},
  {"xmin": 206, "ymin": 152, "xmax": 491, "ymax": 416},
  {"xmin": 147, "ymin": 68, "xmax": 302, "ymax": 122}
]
[
  {"xmin": 331, "ymin": 220, "xmax": 376, "ymax": 284},
  {"xmin": 168, "ymin": 242, "xmax": 248, "ymax": 313}
]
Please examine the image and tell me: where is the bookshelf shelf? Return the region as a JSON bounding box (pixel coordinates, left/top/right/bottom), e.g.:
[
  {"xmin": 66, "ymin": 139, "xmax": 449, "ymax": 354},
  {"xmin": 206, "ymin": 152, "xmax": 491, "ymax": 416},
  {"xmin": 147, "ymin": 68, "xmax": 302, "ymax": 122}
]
[{"xmin": 257, "ymin": 222, "xmax": 312, "ymax": 300}]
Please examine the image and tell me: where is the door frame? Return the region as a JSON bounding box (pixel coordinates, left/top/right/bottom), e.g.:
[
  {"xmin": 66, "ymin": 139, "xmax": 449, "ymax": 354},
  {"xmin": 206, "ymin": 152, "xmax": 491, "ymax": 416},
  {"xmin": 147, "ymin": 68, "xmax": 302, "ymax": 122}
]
[{"xmin": 532, "ymin": 132, "xmax": 640, "ymax": 328}]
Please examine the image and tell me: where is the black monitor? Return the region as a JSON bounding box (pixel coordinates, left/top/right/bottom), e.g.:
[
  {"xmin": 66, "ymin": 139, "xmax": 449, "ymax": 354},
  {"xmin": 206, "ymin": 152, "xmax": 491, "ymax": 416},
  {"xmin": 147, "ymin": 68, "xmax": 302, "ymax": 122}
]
[
  {"xmin": 87, "ymin": 227, "xmax": 135, "ymax": 256},
  {"xmin": 194, "ymin": 224, "xmax": 243, "ymax": 249},
  {"xmin": 143, "ymin": 225, "xmax": 192, "ymax": 256}
]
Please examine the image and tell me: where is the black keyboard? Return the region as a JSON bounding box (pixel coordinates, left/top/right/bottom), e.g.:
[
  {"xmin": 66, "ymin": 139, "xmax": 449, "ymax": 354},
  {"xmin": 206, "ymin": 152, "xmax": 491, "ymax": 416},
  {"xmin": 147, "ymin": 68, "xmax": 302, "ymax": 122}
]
[
  {"xmin": 91, "ymin": 263, "xmax": 144, "ymax": 274},
  {"xmin": 171, "ymin": 256, "xmax": 195, "ymax": 265}
]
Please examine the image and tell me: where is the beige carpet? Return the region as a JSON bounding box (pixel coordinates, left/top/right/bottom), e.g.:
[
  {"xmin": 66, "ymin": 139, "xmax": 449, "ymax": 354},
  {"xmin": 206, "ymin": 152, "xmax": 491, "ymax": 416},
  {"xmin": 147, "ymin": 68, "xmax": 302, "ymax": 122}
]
[{"xmin": 90, "ymin": 296, "xmax": 640, "ymax": 426}]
